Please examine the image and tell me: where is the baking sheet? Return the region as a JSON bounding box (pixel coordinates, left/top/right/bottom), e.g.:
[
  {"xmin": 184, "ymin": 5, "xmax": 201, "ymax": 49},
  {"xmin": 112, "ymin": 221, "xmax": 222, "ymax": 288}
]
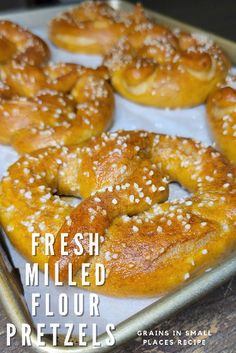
[{"xmin": 0, "ymin": 20, "xmax": 235, "ymax": 337}]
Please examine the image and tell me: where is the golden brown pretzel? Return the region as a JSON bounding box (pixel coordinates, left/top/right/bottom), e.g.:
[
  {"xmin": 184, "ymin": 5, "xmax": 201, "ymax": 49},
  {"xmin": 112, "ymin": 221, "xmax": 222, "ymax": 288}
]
[
  {"xmin": 104, "ymin": 26, "xmax": 230, "ymax": 108},
  {"xmin": 49, "ymin": 1, "xmax": 148, "ymax": 54},
  {"xmin": 0, "ymin": 62, "xmax": 82, "ymax": 97},
  {"xmin": 0, "ymin": 63, "xmax": 114, "ymax": 153},
  {"xmin": 1, "ymin": 130, "xmax": 235, "ymax": 297},
  {"xmin": 207, "ymin": 76, "xmax": 236, "ymax": 165},
  {"xmin": 0, "ymin": 20, "xmax": 49, "ymax": 65}
]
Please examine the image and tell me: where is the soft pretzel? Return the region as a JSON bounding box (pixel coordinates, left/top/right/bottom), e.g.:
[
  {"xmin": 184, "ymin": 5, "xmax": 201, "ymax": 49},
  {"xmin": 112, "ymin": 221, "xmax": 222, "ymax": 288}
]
[
  {"xmin": 104, "ymin": 26, "xmax": 230, "ymax": 108},
  {"xmin": 0, "ymin": 20, "xmax": 49, "ymax": 65},
  {"xmin": 0, "ymin": 63, "xmax": 114, "ymax": 153},
  {"xmin": 0, "ymin": 62, "xmax": 81, "ymax": 97},
  {"xmin": 48, "ymin": 1, "xmax": 148, "ymax": 55},
  {"xmin": 207, "ymin": 76, "xmax": 236, "ymax": 165},
  {"xmin": 1, "ymin": 130, "xmax": 235, "ymax": 297}
]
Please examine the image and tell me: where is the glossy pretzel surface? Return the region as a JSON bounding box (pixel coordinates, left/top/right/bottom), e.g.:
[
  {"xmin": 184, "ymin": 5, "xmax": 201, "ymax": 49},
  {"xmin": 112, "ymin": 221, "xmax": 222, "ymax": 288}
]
[
  {"xmin": 49, "ymin": 1, "xmax": 148, "ymax": 54},
  {"xmin": 0, "ymin": 20, "xmax": 49, "ymax": 65},
  {"xmin": 207, "ymin": 76, "xmax": 236, "ymax": 165},
  {"xmin": 104, "ymin": 26, "xmax": 230, "ymax": 108},
  {"xmin": 0, "ymin": 63, "xmax": 114, "ymax": 153},
  {"xmin": 1, "ymin": 130, "xmax": 235, "ymax": 296}
]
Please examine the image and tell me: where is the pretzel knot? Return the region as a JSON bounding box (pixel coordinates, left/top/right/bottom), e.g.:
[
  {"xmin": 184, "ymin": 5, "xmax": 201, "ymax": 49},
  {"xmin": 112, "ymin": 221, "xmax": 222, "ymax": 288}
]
[
  {"xmin": 1, "ymin": 130, "xmax": 236, "ymax": 296},
  {"xmin": 0, "ymin": 20, "xmax": 49, "ymax": 65},
  {"xmin": 207, "ymin": 76, "xmax": 236, "ymax": 165},
  {"xmin": 0, "ymin": 63, "xmax": 114, "ymax": 153},
  {"xmin": 104, "ymin": 26, "xmax": 230, "ymax": 108},
  {"xmin": 49, "ymin": 1, "xmax": 149, "ymax": 54}
]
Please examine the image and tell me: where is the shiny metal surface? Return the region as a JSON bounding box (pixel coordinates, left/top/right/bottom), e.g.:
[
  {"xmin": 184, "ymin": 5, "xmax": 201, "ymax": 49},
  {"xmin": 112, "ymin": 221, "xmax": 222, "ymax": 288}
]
[
  {"xmin": 0, "ymin": 2, "xmax": 235, "ymax": 352},
  {"xmin": 0, "ymin": 1, "xmax": 235, "ymax": 63}
]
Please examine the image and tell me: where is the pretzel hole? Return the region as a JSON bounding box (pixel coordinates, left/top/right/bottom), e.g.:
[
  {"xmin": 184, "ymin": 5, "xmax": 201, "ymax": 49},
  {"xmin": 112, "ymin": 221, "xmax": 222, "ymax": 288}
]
[{"xmin": 168, "ymin": 182, "xmax": 191, "ymax": 201}]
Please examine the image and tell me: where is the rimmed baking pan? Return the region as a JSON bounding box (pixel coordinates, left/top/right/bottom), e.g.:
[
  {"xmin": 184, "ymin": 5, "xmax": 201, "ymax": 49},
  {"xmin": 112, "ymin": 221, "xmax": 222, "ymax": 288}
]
[{"xmin": 0, "ymin": 1, "xmax": 236, "ymax": 352}]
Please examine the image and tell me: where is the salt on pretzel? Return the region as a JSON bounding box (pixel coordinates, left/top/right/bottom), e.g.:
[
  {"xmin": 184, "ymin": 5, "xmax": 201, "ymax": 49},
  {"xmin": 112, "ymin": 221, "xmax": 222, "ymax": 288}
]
[
  {"xmin": 207, "ymin": 76, "xmax": 236, "ymax": 165},
  {"xmin": 0, "ymin": 63, "xmax": 114, "ymax": 153},
  {"xmin": 0, "ymin": 62, "xmax": 81, "ymax": 97},
  {"xmin": 0, "ymin": 20, "xmax": 49, "ymax": 65},
  {"xmin": 1, "ymin": 130, "xmax": 235, "ymax": 297},
  {"xmin": 48, "ymin": 1, "xmax": 148, "ymax": 54},
  {"xmin": 104, "ymin": 25, "xmax": 230, "ymax": 108}
]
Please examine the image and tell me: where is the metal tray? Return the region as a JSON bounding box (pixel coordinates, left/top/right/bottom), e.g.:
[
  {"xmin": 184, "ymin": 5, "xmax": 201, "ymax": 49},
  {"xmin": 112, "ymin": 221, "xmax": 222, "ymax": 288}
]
[{"xmin": 0, "ymin": 2, "xmax": 236, "ymax": 352}]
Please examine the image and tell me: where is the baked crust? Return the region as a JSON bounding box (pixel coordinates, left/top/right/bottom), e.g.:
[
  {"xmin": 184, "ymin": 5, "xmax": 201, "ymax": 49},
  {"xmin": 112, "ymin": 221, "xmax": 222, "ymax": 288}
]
[
  {"xmin": 1, "ymin": 130, "xmax": 235, "ymax": 296},
  {"xmin": 0, "ymin": 64, "xmax": 114, "ymax": 153},
  {"xmin": 49, "ymin": 1, "xmax": 148, "ymax": 55},
  {"xmin": 0, "ymin": 20, "xmax": 49, "ymax": 65},
  {"xmin": 207, "ymin": 78, "xmax": 236, "ymax": 165},
  {"xmin": 104, "ymin": 27, "xmax": 230, "ymax": 108}
]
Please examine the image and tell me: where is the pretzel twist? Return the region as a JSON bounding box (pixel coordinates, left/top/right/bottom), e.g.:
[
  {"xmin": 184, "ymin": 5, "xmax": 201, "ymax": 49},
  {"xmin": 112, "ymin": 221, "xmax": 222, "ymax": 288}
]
[
  {"xmin": 1, "ymin": 130, "xmax": 235, "ymax": 296},
  {"xmin": 207, "ymin": 76, "xmax": 236, "ymax": 165},
  {"xmin": 0, "ymin": 63, "xmax": 114, "ymax": 153},
  {"xmin": 0, "ymin": 20, "xmax": 49, "ymax": 65},
  {"xmin": 104, "ymin": 26, "xmax": 230, "ymax": 108},
  {"xmin": 49, "ymin": 1, "xmax": 149, "ymax": 54}
]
